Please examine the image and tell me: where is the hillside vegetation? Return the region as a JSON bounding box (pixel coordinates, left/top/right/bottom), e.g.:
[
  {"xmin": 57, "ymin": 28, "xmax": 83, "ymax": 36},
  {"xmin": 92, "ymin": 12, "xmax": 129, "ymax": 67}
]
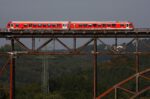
[{"xmin": 0, "ymin": 39, "xmax": 150, "ymax": 99}]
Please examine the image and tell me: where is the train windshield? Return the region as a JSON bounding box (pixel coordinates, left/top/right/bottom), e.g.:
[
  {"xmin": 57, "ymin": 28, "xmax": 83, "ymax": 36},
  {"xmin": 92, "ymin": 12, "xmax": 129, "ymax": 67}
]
[
  {"xmin": 7, "ymin": 24, "xmax": 10, "ymax": 27},
  {"xmin": 10, "ymin": 24, "xmax": 13, "ymax": 27}
]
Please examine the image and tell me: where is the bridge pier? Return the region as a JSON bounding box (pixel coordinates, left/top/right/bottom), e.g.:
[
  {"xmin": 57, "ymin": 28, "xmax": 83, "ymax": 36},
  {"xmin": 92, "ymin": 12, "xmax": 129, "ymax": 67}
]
[
  {"xmin": 32, "ymin": 38, "xmax": 35, "ymax": 51},
  {"xmin": 73, "ymin": 37, "xmax": 76, "ymax": 52},
  {"xmin": 93, "ymin": 38, "xmax": 97, "ymax": 99},
  {"xmin": 135, "ymin": 38, "xmax": 139, "ymax": 93},
  {"xmin": 10, "ymin": 39, "xmax": 15, "ymax": 99},
  {"xmin": 115, "ymin": 88, "xmax": 118, "ymax": 99}
]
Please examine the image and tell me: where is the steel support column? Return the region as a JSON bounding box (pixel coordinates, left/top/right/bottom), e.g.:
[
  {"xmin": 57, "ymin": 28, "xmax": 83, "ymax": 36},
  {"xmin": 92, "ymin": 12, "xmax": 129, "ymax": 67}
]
[
  {"xmin": 73, "ymin": 37, "xmax": 76, "ymax": 52},
  {"xmin": 10, "ymin": 39, "xmax": 15, "ymax": 99},
  {"xmin": 135, "ymin": 38, "xmax": 139, "ymax": 93},
  {"xmin": 93, "ymin": 38, "xmax": 97, "ymax": 99},
  {"xmin": 32, "ymin": 38, "xmax": 35, "ymax": 51},
  {"xmin": 115, "ymin": 87, "xmax": 118, "ymax": 99},
  {"xmin": 115, "ymin": 37, "xmax": 118, "ymax": 47}
]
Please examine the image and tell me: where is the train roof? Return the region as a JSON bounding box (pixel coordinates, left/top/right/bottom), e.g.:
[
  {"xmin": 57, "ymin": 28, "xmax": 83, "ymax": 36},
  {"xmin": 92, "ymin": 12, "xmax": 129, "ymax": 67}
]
[
  {"xmin": 8, "ymin": 21, "xmax": 133, "ymax": 24},
  {"xmin": 10, "ymin": 21, "xmax": 69, "ymax": 23},
  {"xmin": 70, "ymin": 21, "xmax": 132, "ymax": 23}
]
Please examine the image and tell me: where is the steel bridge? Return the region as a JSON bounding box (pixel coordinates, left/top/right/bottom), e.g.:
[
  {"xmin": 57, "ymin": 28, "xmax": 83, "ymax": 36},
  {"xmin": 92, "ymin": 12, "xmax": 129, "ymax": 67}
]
[
  {"xmin": 0, "ymin": 28, "xmax": 150, "ymax": 99},
  {"xmin": 0, "ymin": 28, "xmax": 150, "ymax": 38}
]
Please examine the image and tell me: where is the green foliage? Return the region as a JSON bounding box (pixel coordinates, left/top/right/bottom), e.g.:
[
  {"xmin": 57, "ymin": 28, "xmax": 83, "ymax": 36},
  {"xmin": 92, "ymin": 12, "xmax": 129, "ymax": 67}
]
[
  {"xmin": 0, "ymin": 44, "xmax": 11, "ymax": 52},
  {"xmin": 0, "ymin": 39, "xmax": 150, "ymax": 98},
  {"xmin": 0, "ymin": 84, "xmax": 9, "ymax": 99},
  {"xmin": 0, "ymin": 43, "xmax": 23, "ymax": 52}
]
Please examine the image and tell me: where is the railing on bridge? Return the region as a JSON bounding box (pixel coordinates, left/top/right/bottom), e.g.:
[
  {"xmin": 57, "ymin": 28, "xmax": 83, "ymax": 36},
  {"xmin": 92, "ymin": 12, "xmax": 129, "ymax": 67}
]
[{"xmin": 97, "ymin": 68, "xmax": 150, "ymax": 99}]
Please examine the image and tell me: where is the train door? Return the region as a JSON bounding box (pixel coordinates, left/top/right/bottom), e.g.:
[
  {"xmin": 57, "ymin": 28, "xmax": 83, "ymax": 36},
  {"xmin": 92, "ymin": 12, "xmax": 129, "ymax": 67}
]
[
  {"xmin": 10, "ymin": 24, "xmax": 14, "ymax": 29},
  {"xmin": 126, "ymin": 24, "xmax": 129, "ymax": 29},
  {"xmin": 62, "ymin": 24, "xmax": 67, "ymax": 29}
]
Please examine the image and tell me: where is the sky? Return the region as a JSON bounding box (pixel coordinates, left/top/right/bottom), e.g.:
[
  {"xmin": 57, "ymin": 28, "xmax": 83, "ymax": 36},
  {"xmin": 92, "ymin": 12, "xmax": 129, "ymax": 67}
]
[
  {"xmin": 0, "ymin": 0, "xmax": 150, "ymax": 48},
  {"xmin": 0, "ymin": 0, "xmax": 150, "ymax": 27}
]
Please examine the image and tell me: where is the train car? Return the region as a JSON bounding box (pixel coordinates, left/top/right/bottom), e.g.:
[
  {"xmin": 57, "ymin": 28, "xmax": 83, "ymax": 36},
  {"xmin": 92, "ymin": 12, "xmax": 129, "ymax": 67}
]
[
  {"xmin": 6, "ymin": 21, "xmax": 134, "ymax": 31},
  {"xmin": 7, "ymin": 21, "xmax": 69, "ymax": 31},
  {"xmin": 70, "ymin": 21, "xmax": 134, "ymax": 30}
]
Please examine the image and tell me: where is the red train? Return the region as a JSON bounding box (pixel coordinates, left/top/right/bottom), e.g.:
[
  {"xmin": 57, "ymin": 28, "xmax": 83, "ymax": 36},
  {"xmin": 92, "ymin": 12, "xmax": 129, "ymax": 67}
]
[{"xmin": 7, "ymin": 21, "xmax": 134, "ymax": 31}]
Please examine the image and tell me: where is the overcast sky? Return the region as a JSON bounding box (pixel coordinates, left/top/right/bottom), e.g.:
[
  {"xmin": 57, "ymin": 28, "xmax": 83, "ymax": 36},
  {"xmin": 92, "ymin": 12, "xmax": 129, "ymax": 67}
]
[
  {"xmin": 0, "ymin": 0, "xmax": 150, "ymax": 47},
  {"xmin": 0, "ymin": 0, "xmax": 150, "ymax": 27}
]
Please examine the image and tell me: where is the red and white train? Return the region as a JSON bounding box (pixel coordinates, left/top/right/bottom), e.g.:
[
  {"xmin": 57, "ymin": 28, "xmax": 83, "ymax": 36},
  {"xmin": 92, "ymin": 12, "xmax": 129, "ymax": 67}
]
[{"xmin": 7, "ymin": 21, "xmax": 134, "ymax": 31}]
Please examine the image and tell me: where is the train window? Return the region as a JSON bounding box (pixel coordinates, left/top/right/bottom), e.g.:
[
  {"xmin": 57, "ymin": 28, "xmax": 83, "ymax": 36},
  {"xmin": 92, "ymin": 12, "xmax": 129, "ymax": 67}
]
[
  {"xmin": 29, "ymin": 24, "xmax": 32, "ymax": 27},
  {"xmin": 43, "ymin": 24, "xmax": 46, "ymax": 27},
  {"xmin": 16, "ymin": 24, "xmax": 19, "ymax": 27},
  {"xmin": 83, "ymin": 24, "xmax": 87, "ymax": 27},
  {"xmin": 24, "ymin": 24, "xmax": 27, "ymax": 27},
  {"xmin": 107, "ymin": 24, "xmax": 111, "ymax": 27},
  {"xmin": 88, "ymin": 24, "xmax": 92, "ymax": 27},
  {"xmin": 47, "ymin": 24, "xmax": 51, "ymax": 27},
  {"xmin": 112, "ymin": 24, "xmax": 116, "ymax": 27},
  {"xmin": 120, "ymin": 24, "xmax": 124, "ymax": 27},
  {"xmin": 38, "ymin": 24, "xmax": 42, "ymax": 27},
  {"xmin": 93, "ymin": 24, "xmax": 97, "ymax": 27},
  {"xmin": 126, "ymin": 24, "xmax": 129, "ymax": 27},
  {"xmin": 98, "ymin": 24, "xmax": 101, "ymax": 27},
  {"xmin": 102, "ymin": 24, "xmax": 106, "ymax": 27},
  {"xmin": 33, "ymin": 24, "xmax": 37, "ymax": 27},
  {"xmin": 52, "ymin": 24, "xmax": 56, "ymax": 27},
  {"xmin": 11, "ymin": 24, "xmax": 13, "ymax": 27},
  {"xmin": 57, "ymin": 24, "xmax": 61, "ymax": 27},
  {"xmin": 79, "ymin": 24, "xmax": 82, "ymax": 27}
]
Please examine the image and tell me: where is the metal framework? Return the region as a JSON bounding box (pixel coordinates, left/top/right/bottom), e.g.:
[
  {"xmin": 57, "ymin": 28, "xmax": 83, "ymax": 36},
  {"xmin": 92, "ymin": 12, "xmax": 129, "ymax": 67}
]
[
  {"xmin": 0, "ymin": 28, "xmax": 150, "ymax": 99},
  {"xmin": 0, "ymin": 28, "xmax": 150, "ymax": 38}
]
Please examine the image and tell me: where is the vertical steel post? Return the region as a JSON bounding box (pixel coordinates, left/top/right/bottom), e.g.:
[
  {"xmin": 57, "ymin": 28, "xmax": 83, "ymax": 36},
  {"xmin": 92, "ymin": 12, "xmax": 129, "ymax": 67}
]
[
  {"xmin": 135, "ymin": 38, "xmax": 139, "ymax": 93},
  {"xmin": 10, "ymin": 39, "xmax": 15, "ymax": 99},
  {"xmin": 32, "ymin": 38, "xmax": 35, "ymax": 51},
  {"xmin": 42, "ymin": 55, "xmax": 49, "ymax": 96},
  {"xmin": 115, "ymin": 87, "xmax": 118, "ymax": 99},
  {"xmin": 93, "ymin": 38, "xmax": 97, "ymax": 99},
  {"xmin": 115, "ymin": 37, "xmax": 118, "ymax": 47},
  {"xmin": 53, "ymin": 38, "xmax": 55, "ymax": 52},
  {"xmin": 73, "ymin": 37, "xmax": 76, "ymax": 52}
]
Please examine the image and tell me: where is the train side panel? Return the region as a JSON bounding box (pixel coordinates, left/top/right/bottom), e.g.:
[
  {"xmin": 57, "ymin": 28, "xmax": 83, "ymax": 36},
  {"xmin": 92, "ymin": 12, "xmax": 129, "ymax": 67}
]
[
  {"xmin": 6, "ymin": 21, "xmax": 134, "ymax": 31},
  {"xmin": 70, "ymin": 21, "xmax": 134, "ymax": 30},
  {"xmin": 7, "ymin": 21, "xmax": 69, "ymax": 30}
]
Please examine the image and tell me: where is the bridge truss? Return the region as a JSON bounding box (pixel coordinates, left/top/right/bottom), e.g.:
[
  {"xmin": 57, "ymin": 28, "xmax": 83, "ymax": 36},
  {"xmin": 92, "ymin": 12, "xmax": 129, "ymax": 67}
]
[{"xmin": 0, "ymin": 28, "xmax": 150, "ymax": 99}]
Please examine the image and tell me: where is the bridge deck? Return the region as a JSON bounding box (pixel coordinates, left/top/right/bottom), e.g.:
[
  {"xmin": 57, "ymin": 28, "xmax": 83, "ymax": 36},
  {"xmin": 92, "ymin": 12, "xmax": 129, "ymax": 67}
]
[{"xmin": 0, "ymin": 28, "xmax": 150, "ymax": 38}]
